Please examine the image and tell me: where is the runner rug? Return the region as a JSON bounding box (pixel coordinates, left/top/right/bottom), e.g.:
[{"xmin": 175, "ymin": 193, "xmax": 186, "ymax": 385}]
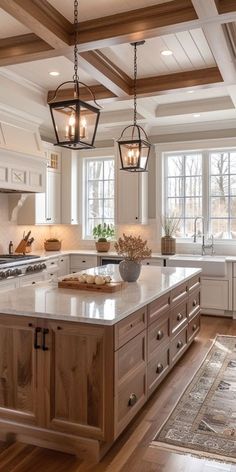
[{"xmin": 152, "ymin": 335, "xmax": 236, "ymax": 464}]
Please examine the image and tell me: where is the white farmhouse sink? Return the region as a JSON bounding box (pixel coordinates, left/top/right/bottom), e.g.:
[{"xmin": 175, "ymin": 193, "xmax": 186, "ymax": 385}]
[{"xmin": 167, "ymin": 255, "xmax": 226, "ymax": 277}]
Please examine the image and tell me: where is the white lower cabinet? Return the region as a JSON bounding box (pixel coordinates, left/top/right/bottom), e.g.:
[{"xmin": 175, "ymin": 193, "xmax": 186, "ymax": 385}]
[
  {"xmin": 0, "ymin": 279, "xmax": 19, "ymax": 291},
  {"xmin": 142, "ymin": 258, "xmax": 163, "ymax": 267},
  {"xmin": 70, "ymin": 255, "xmax": 98, "ymax": 273},
  {"xmin": 201, "ymin": 278, "xmax": 229, "ymax": 311}
]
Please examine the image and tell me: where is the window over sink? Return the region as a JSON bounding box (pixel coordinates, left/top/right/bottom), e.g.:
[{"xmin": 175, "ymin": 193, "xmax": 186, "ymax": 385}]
[
  {"xmin": 84, "ymin": 157, "xmax": 115, "ymax": 238},
  {"xmin": 164, "ymin": 149, "xmax": 236, "ymax": 240}
]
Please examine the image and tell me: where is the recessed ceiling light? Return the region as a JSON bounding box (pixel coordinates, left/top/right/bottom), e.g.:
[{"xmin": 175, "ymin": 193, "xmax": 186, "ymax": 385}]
[
  {"xmin": 193, "ymin": 113, "xmax": 201, "ymax": 118},
  {"xmin": 187, "ymin": 90, "xmax": 194, "ymax": 94},
  {"xmin": 161, "ymin": 50, "xmax": 173, "ymax": 56},
  {"xmin": 49, "ymin": 71, "xmax": 60, "ymax": 76}
]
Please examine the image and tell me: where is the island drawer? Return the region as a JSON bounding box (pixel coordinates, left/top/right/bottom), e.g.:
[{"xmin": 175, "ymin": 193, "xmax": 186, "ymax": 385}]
[
  {"xmin": 170, "ymin": 327, "xmax": 188, "ymax": 366},
  {"xmin": 188, "ymin": 288, "xmax": 200, "ymax": 320},
  {"xmin": 188, "ymin": 313, "xmax": 200, "ymax": 343},
  {"xmin": 188, "ymin": 275, "xmax": 201, "ymax": 293},
  {"xmin": 171, "ymin": 282, "xmax": 188, "ymax": 306},
  {"xmin": 147, "ymin": 312, "xmax": 170, "ymax": 358},
  {"xmin": 115, "ymin": 331, "xmax": 146, "ymax": 385},
  {"xmin": 148, "ymin": 293, "xmax": 170, "ymax": 325},
  {"xmin": 147, "ymin": 346, "xmax": 170, "ymax": 397},
  {"xmin": 115, "ymin": 364, "xmax": 146, "ymax": 437},
  {"xmin": 114, "ymin": 307, "xmax": 147, "ymax": 350},
  {"xmin": 171, "ymin": 300, "xmax": 188, "ymax": 335}
]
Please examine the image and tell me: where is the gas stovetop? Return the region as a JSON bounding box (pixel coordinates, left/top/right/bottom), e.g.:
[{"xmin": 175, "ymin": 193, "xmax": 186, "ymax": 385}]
[{"xmin": 0, "ymin": 254, "xmax": 40, "ymax": 264}]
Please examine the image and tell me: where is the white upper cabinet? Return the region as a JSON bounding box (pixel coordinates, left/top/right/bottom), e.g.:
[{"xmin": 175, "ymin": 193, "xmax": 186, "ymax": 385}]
[
  {"xmin": 15, "ymin": 142, "xmax": 61, "ymax": 225},
  {"xmin": 61, "ymin": 149, "xmax": 79, "ymax": 225},
  {"xmin": 116, "ymin": 148, "xmax": 148, "ymax": 225}
]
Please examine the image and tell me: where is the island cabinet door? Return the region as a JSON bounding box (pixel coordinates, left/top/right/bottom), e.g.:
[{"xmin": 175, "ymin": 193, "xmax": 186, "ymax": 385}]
[
  {"xmin": 0, "ymin": 314, "xmax": 42, "ymax": 426},
  {"xmin": 43, "ymin": 320, "xmax": 114, "ymax": 442}
]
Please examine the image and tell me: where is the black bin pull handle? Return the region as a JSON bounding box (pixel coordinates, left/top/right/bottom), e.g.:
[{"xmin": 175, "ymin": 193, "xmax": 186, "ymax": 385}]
[
  {"xmin": 34, "ymin": 327, "xmax": 41, "ymax": 349},
  {"xmin": 42, "ymin": 328, "xmax": 49, "ymax": 351}
]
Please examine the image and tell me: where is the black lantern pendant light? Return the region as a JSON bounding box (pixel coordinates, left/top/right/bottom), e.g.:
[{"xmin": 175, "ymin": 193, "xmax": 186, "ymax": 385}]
[
  {"xmin": 117, "ymin": 41, "xmax": 151, "ymax": 172},
  {"xmin": 48, "ymin": 0, "xmax": 101, "ymax": 149}
]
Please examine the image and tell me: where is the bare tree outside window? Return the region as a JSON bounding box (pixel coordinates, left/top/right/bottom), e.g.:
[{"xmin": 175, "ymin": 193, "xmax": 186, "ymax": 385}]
[{"xmin": 85, "ymin": 158, "xmax": 115, "ymax": 238}]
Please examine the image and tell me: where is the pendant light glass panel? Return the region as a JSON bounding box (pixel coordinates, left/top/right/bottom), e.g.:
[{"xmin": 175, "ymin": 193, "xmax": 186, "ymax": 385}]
[
  {"xmin": 118, "ymin": 125, "xmax": 150, "ymax": 172},
  {"xmin": 50, "ymin": 98, "xmax": 100, "ymax": 149}
]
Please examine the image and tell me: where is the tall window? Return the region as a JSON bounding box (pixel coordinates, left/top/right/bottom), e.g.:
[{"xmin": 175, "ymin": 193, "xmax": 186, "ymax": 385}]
[
  {"xmin": 164, "ymin": 149, "xmax": 236, "ymax": 239},
  {"xmin": 165, "ymin": 152, "xmax": 202, "ymax": 237},
  {"xmin": 84, "ymin": 157, "xmax": 115, "ymax": 238}
]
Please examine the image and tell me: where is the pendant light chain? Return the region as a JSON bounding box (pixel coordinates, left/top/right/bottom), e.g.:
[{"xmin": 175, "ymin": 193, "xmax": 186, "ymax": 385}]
[
  {"xmin": 133, "ymin": 42, "xmax": 137, "ymax": 126},
  {"xmin": 73, "ymin": 0, "xmax": 79, "ymax": 83}
]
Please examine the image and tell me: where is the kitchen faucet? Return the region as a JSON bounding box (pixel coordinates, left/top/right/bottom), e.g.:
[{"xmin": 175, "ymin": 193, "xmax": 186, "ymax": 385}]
[{"xmin": 193, "ymin": 216, "xmax": 214, "ymax": 255}]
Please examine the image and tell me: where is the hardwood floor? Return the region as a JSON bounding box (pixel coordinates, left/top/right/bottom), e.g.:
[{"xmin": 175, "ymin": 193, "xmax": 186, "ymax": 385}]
[{"xmin": 0, "ymin": 315, "xmax": 236, "ymax": 472}]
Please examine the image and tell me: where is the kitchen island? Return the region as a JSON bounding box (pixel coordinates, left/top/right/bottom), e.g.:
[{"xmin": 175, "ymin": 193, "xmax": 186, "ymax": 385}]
[{"xmin": 0, "ymin": 265, "xmax": 201, "ymax": 461}]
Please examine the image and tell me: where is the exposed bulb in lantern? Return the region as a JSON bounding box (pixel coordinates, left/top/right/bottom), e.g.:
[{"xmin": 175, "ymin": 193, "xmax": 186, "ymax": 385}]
[
  {"xmin": 65, "ymin": 111, "xmax": 76, "ymax": 140},
  {"xmin": 80, "ymin": 117, "xmax": 87, "ymax": 139},
  {"xmin": 127, "ymin": 147, "xmax": 139, "ymax": 166}
]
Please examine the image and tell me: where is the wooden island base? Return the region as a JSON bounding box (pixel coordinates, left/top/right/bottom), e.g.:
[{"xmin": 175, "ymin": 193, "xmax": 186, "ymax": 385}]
[{"xmin": 0, "ymin": 274, "xmax": 200, "ymax": 462}]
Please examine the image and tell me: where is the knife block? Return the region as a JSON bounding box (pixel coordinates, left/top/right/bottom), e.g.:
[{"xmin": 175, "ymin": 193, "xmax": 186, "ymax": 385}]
[{"xmin": 15, "ymin": 239, "xmax": 29, "ymax": 254}]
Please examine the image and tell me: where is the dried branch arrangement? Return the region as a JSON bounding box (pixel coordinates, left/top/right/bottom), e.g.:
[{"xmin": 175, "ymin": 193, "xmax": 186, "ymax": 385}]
[
  {"xmin": 161, "ymin": 214, "xmax": 181, "ymax": 237},
  {"xmin": 115, "ymin": 233, "xmax": 152, "ymax": 262}
]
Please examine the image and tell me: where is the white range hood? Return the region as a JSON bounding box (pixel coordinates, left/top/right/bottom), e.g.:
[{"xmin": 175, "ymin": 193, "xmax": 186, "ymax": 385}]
[{"xmin": 0, "ymin": 109, "xmax": 46, "ymax": 193}]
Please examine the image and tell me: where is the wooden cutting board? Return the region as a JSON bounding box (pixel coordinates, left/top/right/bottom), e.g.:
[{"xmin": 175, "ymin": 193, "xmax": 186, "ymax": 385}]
[{"xmin": 58, "ymin": 279, "xmax": 126, "ymax": 292}]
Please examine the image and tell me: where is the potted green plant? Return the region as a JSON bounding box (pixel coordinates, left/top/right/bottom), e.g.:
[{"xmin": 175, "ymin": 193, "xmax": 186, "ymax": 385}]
[
  {"xmin": 93, "ymin": 223, "xmax": 115, "ymax": 252},
  {"xmin": 114, "ymin": 233, "xmax": 152, "ymax": 282},
  {"xmin": 161, "ymin": 215, "xmax": 180, "ymax": 255}
]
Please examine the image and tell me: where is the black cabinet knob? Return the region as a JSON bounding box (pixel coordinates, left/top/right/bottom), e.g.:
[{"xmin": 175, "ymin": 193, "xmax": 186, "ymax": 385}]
[
  {"xmin": 128, "ymin": 393, "xmax": 137, "ymax": 407},
  {"xmin": 156, "ymin": 363, "xmax": 164, "ymax": 374},
  {"xmin": 177, "ymin": 340, "xmax": 183, "ymax": 349},
  {"xmin": 177, "ymin": 313, "xmax": 183, "ymax": 321},
  {"xmin": 156, "ymin": 330, "xmax": 164, "ymax": 341}
]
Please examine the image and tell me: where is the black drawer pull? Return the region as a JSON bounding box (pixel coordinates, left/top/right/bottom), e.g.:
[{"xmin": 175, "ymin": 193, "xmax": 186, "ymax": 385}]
[
  {"xmin": 42, "ymin": 328, "xmax": 49, "ymax": 351},
  {"xmin": 57, "ymin": 326, "xmax": 62, "ymax": 330},
  {"xmin": 156, "ymin": 363, "xmax": 164, "ymax": 374},
  {"xmin": 193, "ymin": 299, "xmax": 197, "ymax": 307},
  {"xmin": 177, "ymin": 313, "xmax": 183, "ymax": 321},
  {"xmin": 34, "ymin": 327, "xmax": 41, "ymax": 349},
  {"xmin": 177, "ymin": 340, "xmax": 183, "ymax": 349},
  {"xmin": 192, "ymin": 324, "xmax": 197, "ymax": 331},
  {"xmin": 128, "ymin": 393, "xmax": 137, "ymax": 407},
  {"xmin": 156, "ymin": 330, "xmax": 164, "ymax": 341}
]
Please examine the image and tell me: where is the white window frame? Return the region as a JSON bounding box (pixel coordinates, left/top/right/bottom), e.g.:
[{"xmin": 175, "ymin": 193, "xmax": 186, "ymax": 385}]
[
  {"xmin": 83, "ymin": 155, "xmax": 115, "ymax": 240},
  {"xmin": 159, "ymin": 138, "xmax": 236, "ymax": 243}
]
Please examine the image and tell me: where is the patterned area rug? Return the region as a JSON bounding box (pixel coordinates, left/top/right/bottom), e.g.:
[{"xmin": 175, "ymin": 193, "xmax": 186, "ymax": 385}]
[{"xmin": 152, "ymin": 335, "xmax": 236, "ymax": 464}]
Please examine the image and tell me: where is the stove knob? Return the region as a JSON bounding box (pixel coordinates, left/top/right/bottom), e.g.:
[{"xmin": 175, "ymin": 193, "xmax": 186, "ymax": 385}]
[
  {"xmin": 42, "ymin": 263, "xmax": 47, "ymax": 270},
  {"xmin": 16, "ymin": 268, "xmax": 22, "ymax": 275},
  {"xmin": 12, "ymin": 269, "xmax": 19, "ymax": 276},
  {"xmin": 0, "ymin": 271, "xmax": 5, "ymax": 279},
  {"xmin": 26, "ymin": 266, "xmax": 33, "ymax": 272},
  {"xmin": 5, "ymin": 269, "xmax": 12, "ymax": 278},
  {"xmin": 34, "ymin": 265, "xmax": 38, "ymax": 271}
]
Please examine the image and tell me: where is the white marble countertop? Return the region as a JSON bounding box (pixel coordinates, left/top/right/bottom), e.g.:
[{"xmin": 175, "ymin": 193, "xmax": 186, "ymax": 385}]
[{"xmin": 0, "ymin": 265, "xmax": 201, "ymax": 325}]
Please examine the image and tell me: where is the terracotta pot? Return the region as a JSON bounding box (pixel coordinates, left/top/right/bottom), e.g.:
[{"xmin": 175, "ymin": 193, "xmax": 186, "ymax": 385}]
[
  {"xmin": 161, "ymin": 236, "xmax": 176, "ymax": 255},
  {"xmin": 119, "ymin": 260, "xmax": 141, "ymax": 282},
  {"xmin": 95, "ymin": 241, "xmax": 110, "ymax": 253}
]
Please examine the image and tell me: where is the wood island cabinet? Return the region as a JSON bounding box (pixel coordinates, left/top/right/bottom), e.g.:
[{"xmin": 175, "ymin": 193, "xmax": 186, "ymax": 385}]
[{"xmin": 0, "ymin": 274, "xmax": 201, "ymax": 461}]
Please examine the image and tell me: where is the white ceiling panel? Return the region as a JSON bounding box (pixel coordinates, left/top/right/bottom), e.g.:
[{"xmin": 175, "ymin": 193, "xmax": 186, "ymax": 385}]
[
  {"xmin": 7, "ymin": 56, "xmax": 98, "ymax": 89},
  {"xmin": 48, "ymin": 0, "xmax": 172, "ymax": 22},
  {"xmin": 0, "ymin": 9, "xmax": 30, "ymax": 38},
  {"xmin": 101, "ymin": 28, "xmax": 216, "ymax": 78}
]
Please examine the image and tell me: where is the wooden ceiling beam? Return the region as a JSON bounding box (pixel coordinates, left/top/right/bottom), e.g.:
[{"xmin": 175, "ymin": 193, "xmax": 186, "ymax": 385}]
[
  {"xmin": 135, "ymin": 67, "xmax": 223, "ymax": 96},
  {"xmin": 78, "ymin": 50, "xmax": 131, "ymax": 97},
  {"xmin": 47, "ymin": 68, "xmax": 223, "ymax": 103},
  {"xmin": 0, "ymin": 33, "xmax": 62, "ymax": 66},
  {"xmin": 217, "ymin": 0, "xmax": 236, "ymax": 14},
  {"xmin": 77, "ymin": 0, "xmax": 198, "ymax": 51},
  {"xmin": 0, "ymin": 0, "xmax": 72, "ymax": 49},
  {"xmin": 47, "ymin": 84, "xmax": 116, "ymax": 103}
]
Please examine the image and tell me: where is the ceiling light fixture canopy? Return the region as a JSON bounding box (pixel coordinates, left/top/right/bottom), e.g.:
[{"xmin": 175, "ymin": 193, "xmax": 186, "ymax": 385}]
[
  {"xmin": 48, "ymin": 0, "xmax": 101, "ymax": 150},
  {"xmin": 117, "ymin": 41, "xmax": 151, "ymax": 172}
]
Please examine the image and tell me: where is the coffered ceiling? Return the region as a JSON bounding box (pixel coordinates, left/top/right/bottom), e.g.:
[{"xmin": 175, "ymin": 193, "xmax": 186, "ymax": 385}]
[{"xmin": 0, "ymin": 0, "xmax": 235, "ymax": 141}]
